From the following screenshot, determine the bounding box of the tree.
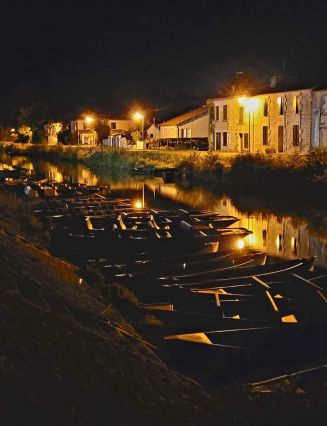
[95,121,110,144]
[0,126,13,142]
[57,128,78,145]
[31,128,46,144]
[17,125,32,143]
[131,130,141,143]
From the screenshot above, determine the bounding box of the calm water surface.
[6,155,327,268]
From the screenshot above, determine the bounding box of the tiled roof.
[209,84,327,102]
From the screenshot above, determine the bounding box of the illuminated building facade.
[208,87,327,153]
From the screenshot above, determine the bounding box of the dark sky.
[1,0,327,124]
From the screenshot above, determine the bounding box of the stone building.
[207,86,327,154]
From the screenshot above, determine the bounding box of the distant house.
[70,118,97,145]
[107,118,131,133]
[159,106,208,139]
[146,122,160,140]
[70,116,132,146]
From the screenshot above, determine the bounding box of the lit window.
[294,96,300,114]
[263,99,269,117]
[277,97,284,115]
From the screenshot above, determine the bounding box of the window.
[277,97,284,115]
[263,99,269,117]
[293,125,300,146]
[111,122,117,130]
[262,126,268,146]
[294,96,300,114]
[239,106,244,124]
[215,106,220,120]
[243,133,249,149]
[223,132,228,146]
[215,132,221,150]
[223,105,228,121]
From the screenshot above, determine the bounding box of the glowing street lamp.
[83,115,96,145]
[84,115,94,124]
[133,112,144,141]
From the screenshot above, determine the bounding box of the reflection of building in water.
[45,164,98,186]
[310,236,327,267]
[150,183,327,268]
[212,197,311,260]
[10,157,34,171]
[79,167,98,186]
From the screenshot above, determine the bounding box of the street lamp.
[133,112,144,141]
[85,115,94,124]
[84,115,96,145]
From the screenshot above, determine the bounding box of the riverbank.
[1,142,327,201]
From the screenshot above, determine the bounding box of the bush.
[307,147,327,179]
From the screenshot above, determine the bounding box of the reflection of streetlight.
[134,200,143,209]
[133,112,144,141]
[236,239,245,250]
[134,182,145,209]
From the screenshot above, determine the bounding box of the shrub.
[307,147,327,179]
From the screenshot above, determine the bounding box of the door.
[278,126,284,153]
[215,132,221,150]
[242,133,249,150]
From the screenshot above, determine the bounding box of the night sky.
[1,0,327,125]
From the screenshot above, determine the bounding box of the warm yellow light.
[276,235,281,250]
[10,128,16,132]
[247,98,259,112]
[248,234,256,245]
[134,200,143,209]
[236,239,245,249]
[133,112,144,120]
[85,116,94,124]
[238,97,246,105]
[277,97,282,106]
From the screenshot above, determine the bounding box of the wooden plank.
[292,273,324,291]
[265,291,279,312]
[253,275,271,289]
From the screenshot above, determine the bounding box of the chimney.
[270,74,283,88]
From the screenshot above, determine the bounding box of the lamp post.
[84,115,95,145]
[238,95,259,153]
[133,112,144,142]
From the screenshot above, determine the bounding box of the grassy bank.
[1,143,327,195]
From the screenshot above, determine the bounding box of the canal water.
[4,154,327,268]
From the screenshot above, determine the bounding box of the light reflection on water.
[6,155,327,268]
